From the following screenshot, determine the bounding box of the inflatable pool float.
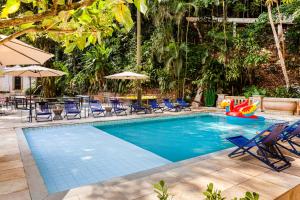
[220,99,265,122]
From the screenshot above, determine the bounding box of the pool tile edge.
[16,128,49,200]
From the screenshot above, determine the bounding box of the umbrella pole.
[29,77,32,123]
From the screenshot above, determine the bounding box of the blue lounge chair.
[277,120,300,156]
[64,101,81,120]
[110,99,127,116]
[89,100,105,117]
[226,123,291,171]
[163,99,181,112]
[176,98,191,111]
[131,102,147,114]
[149,99,164,113]
[35,102,52,122]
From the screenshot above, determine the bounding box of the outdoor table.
[144,104,152,114]
[53,108,63,120]
[76,95,90,107]
[105,106,112,116]
[14,96,27,109]
[173,103,182,112]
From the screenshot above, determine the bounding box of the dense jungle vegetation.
[1,0,300,102]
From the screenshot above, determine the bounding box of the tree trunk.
[136,10,142,104]
[267,5,290,90]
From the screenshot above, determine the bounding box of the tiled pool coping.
[15,111,300,200]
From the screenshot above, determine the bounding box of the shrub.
[154,181,259,200]
[267,86,300,98]
[243,86,266,98]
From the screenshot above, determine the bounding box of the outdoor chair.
[149,99,164,113]
[163,99,181,112]
[277,120,300,156]
[64,100,81,120]
[176,98,191,111]
[110,99,127,116]
[130,102,147,114]
[35,102,52,122]
[89,100,105,117]
[226,122,291,171]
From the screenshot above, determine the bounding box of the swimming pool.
[95,114,273,162]
[23,113,273,193]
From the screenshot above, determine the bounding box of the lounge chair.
[64,100,81,120]
[163,99,181,112]
[176,98,191,111]
[89,100,105,117]
[226,123,291,171]
[35,102,52,122]
[277,120,300,156]
[110,99,127,116]
[131,102,147,114]
[149,99,164,113]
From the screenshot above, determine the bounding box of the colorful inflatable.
[220,99,264,121]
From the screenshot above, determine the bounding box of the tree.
[265,0,290,89]
[0,0,147,53]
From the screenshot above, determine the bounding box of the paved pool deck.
[0,108,299,200]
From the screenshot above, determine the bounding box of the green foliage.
[267,87,300,98]
[154,180,171,200]
[153,182,260,200]
[236,191,260,200]
[243,86,267,98]
[203,183,260,200]
[204,88,216,107]
[203,183,225,200]
[0,0,149,53]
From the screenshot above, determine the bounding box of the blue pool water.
[95,114,273,162]
[24,113,274,193]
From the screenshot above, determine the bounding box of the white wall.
[0,75,36,95]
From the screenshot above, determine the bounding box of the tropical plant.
[0,0,148,53]
[154,180,171,200]
[243,86,267,98]
[203,183,225,200]
[154,181,260,200]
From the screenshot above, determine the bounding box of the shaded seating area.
[35,102,52,122]
[226,123,291,171]
[64,100,81,120]
[89,100,105,117]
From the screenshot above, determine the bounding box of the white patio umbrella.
[105,71,149,103]
[0,35,54,66]
[4,65,66,122]
[105,71,149,80]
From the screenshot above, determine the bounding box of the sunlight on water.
[95,114,274,162]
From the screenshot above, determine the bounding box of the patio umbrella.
[105,71,149,103]
[0,35,54,66]
[105,71,149,80]
[4,65,66,122]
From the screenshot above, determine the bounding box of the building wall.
[0,75,36,95]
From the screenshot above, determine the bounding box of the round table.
[105,107,112,116]
[53,109,63,120]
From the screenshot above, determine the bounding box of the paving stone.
[0,178,28,195]
[238,177,287,199]
[0,189,31,200]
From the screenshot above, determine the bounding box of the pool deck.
[0,108,299,200]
